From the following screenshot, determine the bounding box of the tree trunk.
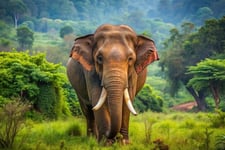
[186,87,207,111]
[14,13,18,29]
[210,84,220,108]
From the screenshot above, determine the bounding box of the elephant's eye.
[128,57,133,62]
[128,56,134,65]
[97,55,103,64]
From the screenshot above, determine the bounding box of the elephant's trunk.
[92,68,137,139]
[100,68,125,139]
[105,81,124,139]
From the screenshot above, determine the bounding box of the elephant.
[66,24,159,144]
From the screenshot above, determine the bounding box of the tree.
[59,25,74,38]
[160,22,208,110]
[134,84,163,112]
[161,17,225,111]
[0,21,12,49]
[192,7,213,25]
[187,59,225,108]
[16,26,34,50]
[8,0,27,28]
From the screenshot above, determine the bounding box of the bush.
[0,38,10,47]
[66,123,82,136]
[209,109,225,128]
[215,134,225,150]
[0,96,10,107]
[134,84,163,113]
[0,51,71,119]
[0,100,30,148]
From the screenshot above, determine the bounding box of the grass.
[8,112,225,150]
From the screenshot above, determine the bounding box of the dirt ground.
[171,101,197,111]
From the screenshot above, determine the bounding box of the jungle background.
[0,0,225,149]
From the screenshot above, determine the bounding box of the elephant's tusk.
[92,87,107,111]
[124,88,137,115]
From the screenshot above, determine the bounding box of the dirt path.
[171,101,197,111]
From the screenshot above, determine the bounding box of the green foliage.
[208,109,225,128]
[0,51,74,119]
[161,17,225,110]
[203,128,214,150]
[63,84,82,116]
[215,134,225,150]
[16,26,34,49]
[187,59,225,108]
[156,0,225,25]
[134,84,163,113]
[0,96,10,107]
[12,112,224,150]
[0,21,15,49]
[36,84,60,119]
[65,123,82,136]
[0,100,30,149]
[59,25,74,38]
[0,0,27,28]
[1,0,224,28]
[187,58,225,91]
[0,21,11,38]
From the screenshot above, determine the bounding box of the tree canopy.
[160,16,225,110]
[60,25,74,38]
[16,26,34,49]
[187,59,225,108]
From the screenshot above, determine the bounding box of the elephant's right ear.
[70,34,94,71]
[135,35,159,74]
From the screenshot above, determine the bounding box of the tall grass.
[11,112,225,150]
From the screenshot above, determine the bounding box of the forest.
[0,0,225,149]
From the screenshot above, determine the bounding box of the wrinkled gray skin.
[67,24,159,144]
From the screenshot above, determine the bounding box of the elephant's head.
[70,24,159,138]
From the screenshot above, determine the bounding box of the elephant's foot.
[116,132,130,145]
[103,134,130,146]
[105,138,130,146]
[105,139,116,146]
[121,139,130,145]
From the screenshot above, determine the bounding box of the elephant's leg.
[120,75,137,144]
[94,105,110,142]
[77,93,96,136]
[86,105,97,136]
[120,101,131,144]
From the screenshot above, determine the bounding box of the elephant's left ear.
[135,35,159,74]
[70,34,94,71]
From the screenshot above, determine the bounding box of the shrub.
[180,119,196,129]
[0,100,30,148]
[215,134,225,150]
[0,38,11,47]
[209,109,225,128]
[0,51,71,119]
[0,96,10,107]
[66,123,82,136]
[134,84,163,113]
